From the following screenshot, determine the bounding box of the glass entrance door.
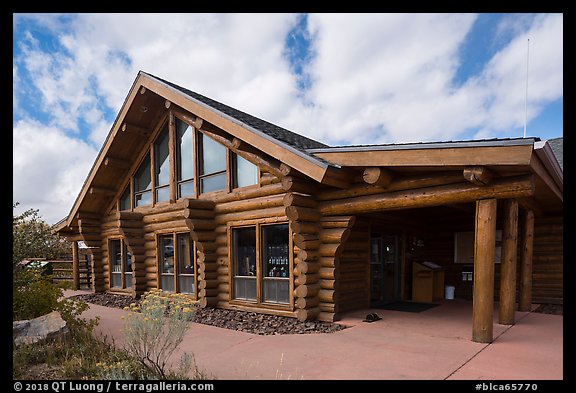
[370,234,400,305]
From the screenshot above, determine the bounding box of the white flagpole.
[524,38,530,138]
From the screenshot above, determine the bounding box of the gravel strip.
[71,292,346,335]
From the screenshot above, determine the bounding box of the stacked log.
[316,216,355,321]
[117,211,145,297]
[283,191,321,322]
[77,215,103,292]
[184,199,217,308]
[337,221,371,313]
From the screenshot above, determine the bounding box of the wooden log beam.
[292,221,321,234]
[282,176,318,195]
[320,216,356,228]
[283,193,318,208]
[519,210,535,312]
[174,110,204,130]
[296,307,320,322]
[319,175,534,216]
[214,194,284,214]
[104,156,130,170]
[499,199,519,325]
[293,233,320,250]
[231,138,285,179]
[363,167,393,187]
[285,206,321,222]
[321,167,353,189]
[320,228,351,244]
[318,171,464,201]
[472,199,497,343]
[296,296,320,309]
[463,166,494,186]
[122,122,149,135]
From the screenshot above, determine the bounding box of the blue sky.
[12,13,563,224]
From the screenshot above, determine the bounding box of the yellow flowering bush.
[122,289,196,379]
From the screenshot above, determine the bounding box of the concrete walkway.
[68,291,563,380]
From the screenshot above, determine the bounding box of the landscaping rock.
[71,292,346,335]
[13,311,69,347]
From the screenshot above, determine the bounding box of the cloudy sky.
[13,13,563,225]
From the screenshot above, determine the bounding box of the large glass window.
[120,186,131,211]
[176,119,195,198]
[159,235,175,292]
[158,233,196,295]
[261,224,290,304]
[232,227,257,301]
[233,154,258,189]
[134,155,152,207]
[154,124,170,203]
[232,223,290,305]
[199,133,227,193]
[109,239,133,289]
[177,234,195,294]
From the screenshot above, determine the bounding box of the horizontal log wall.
[532,215,562,304]
[337,220,370,313]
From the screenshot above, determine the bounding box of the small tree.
[13,202,70,269]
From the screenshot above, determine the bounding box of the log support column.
[472,199,497,343]
[499,199,518,325]
[519,210,535,312]
[72,241,80,290]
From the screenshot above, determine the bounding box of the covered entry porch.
[336,201,539,343]
[336,202,537,343]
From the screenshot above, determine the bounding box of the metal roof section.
[307,137,539,153]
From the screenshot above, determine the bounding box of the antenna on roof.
[523,38,530,138]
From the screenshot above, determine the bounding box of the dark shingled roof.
[144,72,328,152]
[547,137,563,170]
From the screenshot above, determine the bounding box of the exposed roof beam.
[122,122,149,136]
[363,167,394,187]
[463,166,493,186]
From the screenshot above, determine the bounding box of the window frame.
[118,109,264,211]
[228,222,293,310]
[153,121,171,204]
[156,231,197,299]
[175,117,196,199]
[108,237,134,291]
[197,131,228,195]
[133,153,152,208]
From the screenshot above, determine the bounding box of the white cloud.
[12,13,563,224]
[13,119,98,225]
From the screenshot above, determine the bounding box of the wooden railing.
[48,258,92,289]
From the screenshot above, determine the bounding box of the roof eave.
[534,140,563,191]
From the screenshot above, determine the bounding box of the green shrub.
[122,289,196,379]
[13,268,62,321]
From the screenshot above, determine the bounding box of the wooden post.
[472,199,497,343]
[72,241,80,290]
[519,210,535,311]
[499,199,518,325]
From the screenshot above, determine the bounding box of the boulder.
[13,311,69,347]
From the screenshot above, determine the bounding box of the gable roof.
[147,73,327,152]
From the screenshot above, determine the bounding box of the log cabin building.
[55,72,563,343]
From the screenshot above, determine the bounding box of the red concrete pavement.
[67,291,563,380]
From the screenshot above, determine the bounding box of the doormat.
[374,301,439,313]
